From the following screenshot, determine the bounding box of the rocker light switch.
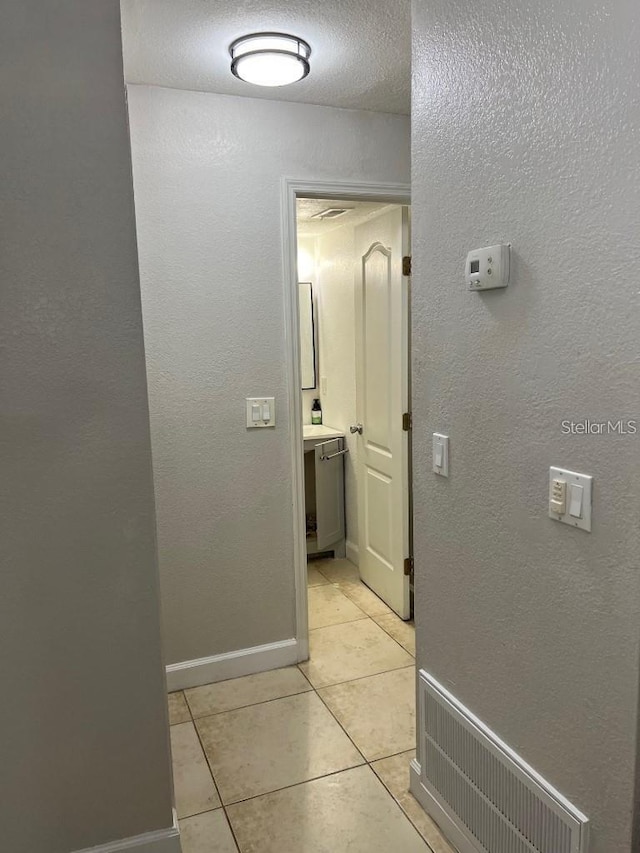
[433,433,449,477]
[569,484,584,518]
[246,397,276,428]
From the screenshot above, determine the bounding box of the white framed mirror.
[298,282,317,390]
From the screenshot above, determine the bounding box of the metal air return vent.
[412,670,589,853]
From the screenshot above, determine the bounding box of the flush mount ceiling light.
[229,32,311,87]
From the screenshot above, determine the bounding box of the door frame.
[280,178,411,662]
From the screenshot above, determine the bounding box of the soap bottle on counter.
[311,398,322,425]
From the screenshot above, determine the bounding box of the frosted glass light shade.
[230,33,311,87]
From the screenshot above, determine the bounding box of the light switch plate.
[246,397,275,428]
[549,466,592,532]
[433,433,449,477]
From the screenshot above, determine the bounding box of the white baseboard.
[346,540,359,566]
[166,638,298,692]
[409,760,468,853]
[73,810,181,853]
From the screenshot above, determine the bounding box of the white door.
[354,207,410,619]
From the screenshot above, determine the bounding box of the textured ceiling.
[296,199,394,236]
[121,0,410,115]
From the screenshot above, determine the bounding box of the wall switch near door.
[246,397,275,428]
[549,466,592,532]
[433,433,449,477]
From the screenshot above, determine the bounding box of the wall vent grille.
[417,670,589,853]
[310,207,350,220]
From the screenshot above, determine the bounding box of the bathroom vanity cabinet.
[303,425,346,558]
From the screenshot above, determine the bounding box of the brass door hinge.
[402,255,412,277]
[404,556,414,576]
[402,412,412,431]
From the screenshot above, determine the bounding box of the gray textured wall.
[0,3,174,851]
[411,1,640,851]
[126,84,410,665]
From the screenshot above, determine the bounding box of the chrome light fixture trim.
[229,32,311,87]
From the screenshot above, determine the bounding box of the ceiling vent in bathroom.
[310,208,351,220]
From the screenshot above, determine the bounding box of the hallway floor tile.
[300,617,413,688]
[373,611,417,656]
[307,582,367,629]
[195,691,364,804]
[226,765,430,853]
[167,557,455,853]
[168,690,191,725]
[318,665,416,761]
[311,556,359,583]
[179,809,237,853]
[185,666,311,718]
[307,564,330,586]
[371,751,456,853]
[170,721,221,818]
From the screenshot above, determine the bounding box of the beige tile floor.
[166,557,456,853]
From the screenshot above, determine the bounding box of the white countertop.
[303,424,345,442]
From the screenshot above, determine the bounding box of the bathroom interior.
[296,197,412,619]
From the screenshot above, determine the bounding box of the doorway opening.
[281,179,412,663]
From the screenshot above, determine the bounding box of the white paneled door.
[354,207,410,619]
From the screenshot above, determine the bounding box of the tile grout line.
[313,562,395,613]
[190,713,223,802]
[309,679,370,763]
[299,659,415,692]
[307,592,405,629]
[183,686,314,722]
[170,695,244,851]
[307,581,369,620]
[221,763,368,809]
[309,612,370,630]
[310,669,409,771]
[369,617,416,658]
[190,712,244,852]
[372,772,438,853]
[306,614,406,636]
[370,763,438,853]
[221,802,243,853]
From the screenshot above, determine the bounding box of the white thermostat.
[466,243,510,291]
